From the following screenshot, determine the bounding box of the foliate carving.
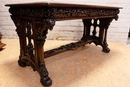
[35,19,55,46]
[52,8,119,19]
[45,19,56,30]
[9,7,119,19]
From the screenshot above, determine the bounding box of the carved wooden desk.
[5,2,121,87]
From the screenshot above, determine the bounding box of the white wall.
[0,0,130,43]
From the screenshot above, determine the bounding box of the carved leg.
[81,19,91,41]
[18,57,27,67]
[33,19,55,86]
[11,17,28,67]
[34,33,52,86]
[101,40,110,53]
[40,63,52,86]
[99,18,113,53]
[11,16,55,87]
[81,19,99,45]
[82,18,114,53]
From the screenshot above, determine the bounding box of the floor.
[0,39,130,87]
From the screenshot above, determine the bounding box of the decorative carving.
[6,2,121,87]
[36,19,55,46]
[26,43,34,59]
[100,18,113,53]
[44,41,82,58]
[25,21,35,59]
[92,19,99,37]
[9,7,119,19]
[52,8,119,19]
[40,63,52,86]
[81,18,114,53]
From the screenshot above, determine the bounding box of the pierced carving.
[25,21,35,59]
[82,18,114,53]
[26,43,34,59]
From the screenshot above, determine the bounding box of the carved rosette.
[9,7,120,19]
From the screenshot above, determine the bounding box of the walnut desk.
[5,2,121,87]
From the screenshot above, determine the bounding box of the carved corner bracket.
[35,19,55,46]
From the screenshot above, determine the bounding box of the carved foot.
[101,42,110,53]
[40,77,52,87]
[102,46,110,53]
[18,59,27,67]
[40,63,52,87]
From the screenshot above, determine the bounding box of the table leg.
[99,18,113,53]
[33,19,55,86]
[11,16,55,87]
[82,18,113,53]
[11,17,27,67]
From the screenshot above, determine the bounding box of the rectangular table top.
[5,2,122,21]
[5,2,122,9]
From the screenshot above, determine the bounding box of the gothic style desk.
[5,2,121,87]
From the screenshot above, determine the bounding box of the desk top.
[5,2,122,9]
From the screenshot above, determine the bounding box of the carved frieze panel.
[9,7,119,19]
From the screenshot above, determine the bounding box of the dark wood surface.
[5,2,121,87]
[6,2,121,21]
[5,2,122,9]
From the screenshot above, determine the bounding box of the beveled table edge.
[5,1,122,9]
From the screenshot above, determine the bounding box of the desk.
[5,2,121,87]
